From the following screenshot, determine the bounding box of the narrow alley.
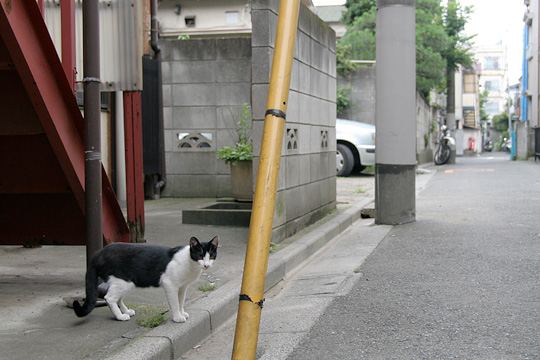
[290,153,540,359]
[184,153,540,359]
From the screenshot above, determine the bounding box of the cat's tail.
[73,263,98,317]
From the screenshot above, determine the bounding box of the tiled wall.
[251,1,337,242]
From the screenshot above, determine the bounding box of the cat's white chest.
[160,248,201,287]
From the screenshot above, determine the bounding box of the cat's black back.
[92,243,183,288]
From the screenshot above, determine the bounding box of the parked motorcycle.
[483,139,493,152]
[502,137,511,153]
[434,125,455,165]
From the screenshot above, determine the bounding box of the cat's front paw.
[116,314,131,321]
[181,311,189,319]
[125,309,136,316]
[172,314,187,323]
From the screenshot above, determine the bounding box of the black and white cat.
[74,236,218,322]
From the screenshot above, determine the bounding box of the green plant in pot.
[217,104,253,202]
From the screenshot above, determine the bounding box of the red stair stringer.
[0,1,129,244]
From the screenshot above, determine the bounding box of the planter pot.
[230,160,253,202]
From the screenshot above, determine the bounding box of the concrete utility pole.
[445,0,457,164]
[375,0,416,225]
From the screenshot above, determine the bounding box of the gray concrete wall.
[251,1,337,242]
[416,93,435,164]
[339,65,437,164]
[160,38,252,197]
[337,64,376,124]
[516,121,535,159]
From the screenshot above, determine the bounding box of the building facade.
[476,44,508,121]
[158,0,315,37]
[454,66,482,155]
[158,0,251,37]
[520,0,538,159]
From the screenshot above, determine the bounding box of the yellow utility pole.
[231,1,300,359]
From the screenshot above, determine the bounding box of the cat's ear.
[209,235,219,247]
[189,237,201,248]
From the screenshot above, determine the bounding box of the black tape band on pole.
[239,294,265,309]
[265,109,286,120]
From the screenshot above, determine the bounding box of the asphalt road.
[288,154,540,359]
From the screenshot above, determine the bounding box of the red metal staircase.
[0,0,129,245]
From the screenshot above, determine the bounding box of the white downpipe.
[115,91,127,208]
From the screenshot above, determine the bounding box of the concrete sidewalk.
[0,171,432,360]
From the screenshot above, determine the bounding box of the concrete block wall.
[159,38,252,197]
[252,1,337,242]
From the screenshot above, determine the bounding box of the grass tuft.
[137,313,166,328]
[354,186,366,194]
[269,242,280,254]
[198,282,216,293]
[363,165,375,174]
[127,304,168,328]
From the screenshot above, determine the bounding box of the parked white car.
[336,119,376,176]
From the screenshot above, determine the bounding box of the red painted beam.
[124,91,145,242]
[0,0,84,206]
[61,0,76,92]
[0,1,129,244]
[38,0,44,15]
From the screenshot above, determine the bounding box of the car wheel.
[336,143,354,177]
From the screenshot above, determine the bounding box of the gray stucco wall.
[159,38,252,197]
[251,1,337,242]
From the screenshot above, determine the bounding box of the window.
[484,80,500,92]
[528,25,532,50]
[463,74,476,93]
[483,56,500,71]
[485,101,500,115]
[225,11,240,25]
[463,107,476,128]
[185,16,196,27]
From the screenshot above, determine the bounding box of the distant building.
[158,0,251,37]
[476,43,508,121]
[454,65,482,155]
[314,5,346,38]
[519,0,538,159]
[158,0,315,37]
